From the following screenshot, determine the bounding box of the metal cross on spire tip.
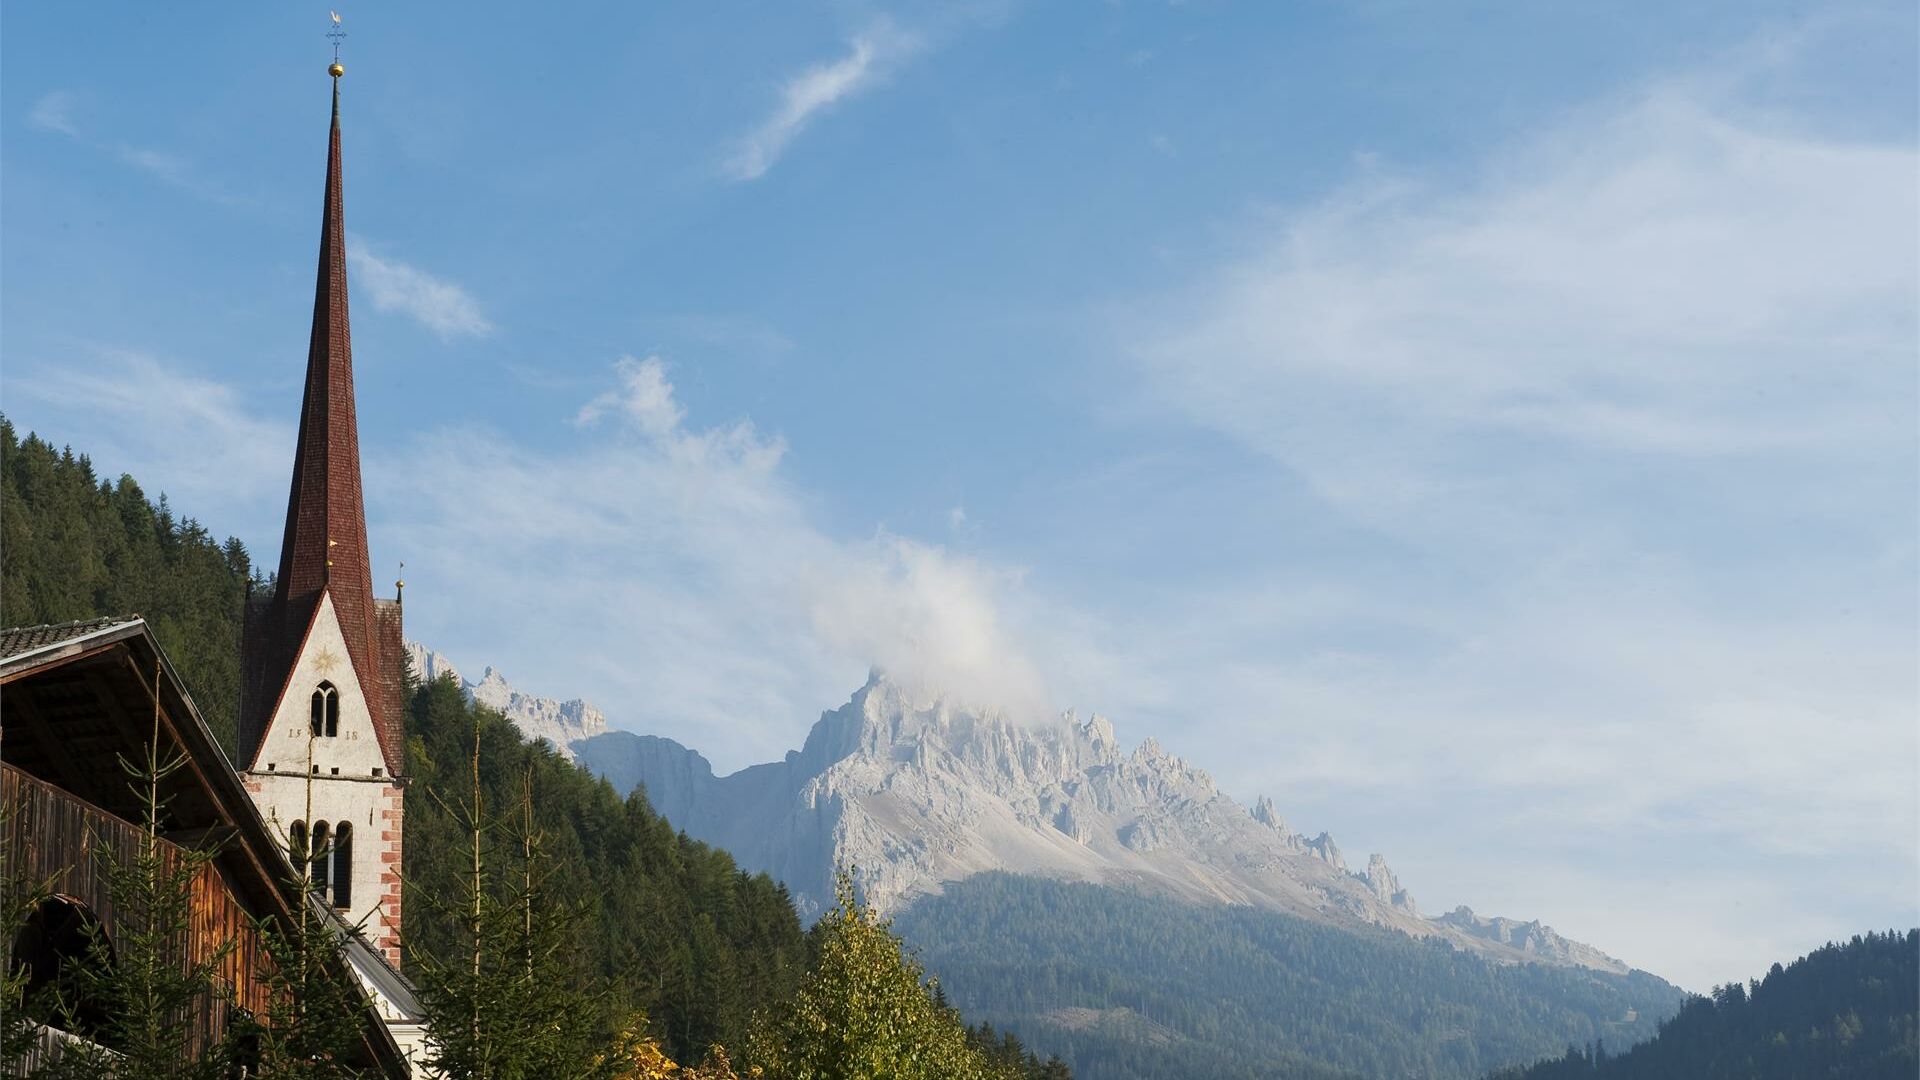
[328,11,346,64]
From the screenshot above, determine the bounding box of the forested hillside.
[0,420,252,750]
[402,671,810,1058]
[1488,930,1918,1080]
[895,872,1685,1080]
[0,420,1075,1072]
[0,420,805,1061]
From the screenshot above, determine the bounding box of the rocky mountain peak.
[403,642,608,759]
[1305,831,1347,873]
[1363,853,1418,915]
[1433,906,1625,973]
[421,646,1636,977]
[1252,794,1286,831]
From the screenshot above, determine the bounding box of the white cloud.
[347,240,494,340]
[4,349,291,523]
[1131,83,1917,521]
[1091,56,1919,990]
[28,91,79,137]
[723,21,922,181]
[575,355,686,435]
[379,356,1048,769]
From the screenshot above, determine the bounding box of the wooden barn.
[1,615,412,1074]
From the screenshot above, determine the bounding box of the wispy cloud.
[347,239,495,340]
[5,349,291,522]
[1130,83,1916,524]
[381,356,1049,769]
[574,355,686,434]
[723,20,923,181]
[24,88,239,203]
[27,91,79,137]
[1095,48,1919,990]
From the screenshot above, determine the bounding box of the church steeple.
[276,72,372,635]
[240,70,405,781]
[238,63,411,967]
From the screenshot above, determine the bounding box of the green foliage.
[403,673,811,1064]
[746,871,1011,1080]
[0,418,254,753]
[411,722,613,1080]
[1487,929,1919,1080]
[894,872,1687,1080]
[967,1021,1072,1080]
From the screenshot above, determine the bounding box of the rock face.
[417,653,1631,976]
[1363,853,1418,915]
[1433,906,1626,972]
[403,643,607,758]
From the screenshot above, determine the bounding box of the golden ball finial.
[329,62,345,78]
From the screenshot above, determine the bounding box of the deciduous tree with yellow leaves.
[746,872,1018,1080]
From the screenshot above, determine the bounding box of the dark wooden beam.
[5,685,107,809]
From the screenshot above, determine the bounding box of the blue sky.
[4,2,1914,991]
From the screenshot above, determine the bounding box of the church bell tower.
[238,63,409,966]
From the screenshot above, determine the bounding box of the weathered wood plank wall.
[2,763,278,1057]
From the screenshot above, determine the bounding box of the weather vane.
[328,11,346,77]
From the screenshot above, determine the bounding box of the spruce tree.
[413,712,613,1079]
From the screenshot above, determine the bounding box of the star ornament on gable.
[312,646,342,675]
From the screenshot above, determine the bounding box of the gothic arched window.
[289,819,309,879]
[310,822,331,895]
[331,821,353,909]
[310,681,340,738]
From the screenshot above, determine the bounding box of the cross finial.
[328,11,347,77]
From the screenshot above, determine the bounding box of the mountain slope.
[1488,929,1919,1080]
[894,873,1685,1080]
[572,669,1630,974]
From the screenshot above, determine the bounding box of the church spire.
[274,63,376,660]
[237,51,412,970]
[241,67,403,778]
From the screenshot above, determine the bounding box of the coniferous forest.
[1488,930,1918,1080]
[0,420,252,751]
[895,872,1686,1080]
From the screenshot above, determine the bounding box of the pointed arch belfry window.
[311,822,331,895]
[310,681,339,737]
[332,821,353,909]
[290,820,309,879]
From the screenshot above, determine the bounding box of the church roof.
[241,75,404,775]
